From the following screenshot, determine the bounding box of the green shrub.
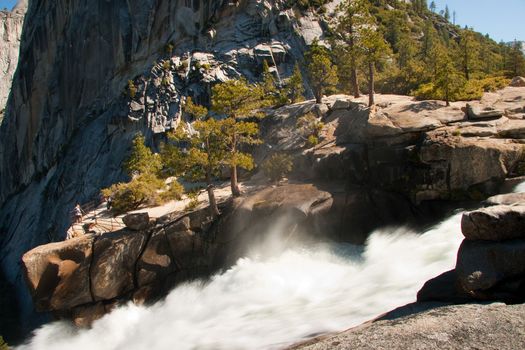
[307,135,319,146]
[412,82,436,100]
[1,335,9,350]
[102,174,165,214]
[413,76,510,102]
[124,134,162,177]
[162,60,171,71]
[159,180,184,203]
[127,80,138,98]
[165,42,174,55]
[161,77,171,86]
[296,113,324,146]
[185,189,201,211]
[262,153,294,182]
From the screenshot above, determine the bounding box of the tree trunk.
[230,165,241,197]
[351,64,360,98]
[445,84,450,107]
[315,90,322,104]
[230,134,241,197]
[464,48,470,80]
[206,173,220,217]
[349,29,360,98]
[368,61,375,107]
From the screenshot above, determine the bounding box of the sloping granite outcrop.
[259,89,525,204]
[291,303,525,350]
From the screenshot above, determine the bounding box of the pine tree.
[444,6,450,21]
[261,60,278,102]
[429,1,436,13]
[220,118,262,196]
[432,45,465,106]
[211,79,265,196]
[184,96,208,120]
[507,40,525,77]
[421,21,438,61]
[458,30,480,80]
[262,153,294,182]
[361,26,392,106]
[334,0,373,97]
[185,118,226,216]
[397,34,419,69]
[103,133,182,214]
[306,51,338,103]
[286,63,305,103]
[124,134,162,177]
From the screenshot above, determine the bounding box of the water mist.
[18,208,466,350]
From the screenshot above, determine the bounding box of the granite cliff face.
[0,0,323,332]
[0,1,26,119]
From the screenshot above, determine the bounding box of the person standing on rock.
[73,203,83,223]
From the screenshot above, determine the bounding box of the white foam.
[19,211,464,350]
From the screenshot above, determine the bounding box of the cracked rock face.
[0,5,26,117]
[0,0,322,329]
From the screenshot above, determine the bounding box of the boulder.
[484,192,525,206]
[220,184,334,249]
[419,130,523,194]
[91,230,148,301]
[71,302,107,327]
[461,205,525,241]
[165,227,206,270]
[496,119,525,138]
[456,239,525,296]
[312,103,329,118]
[331,98,351,110]
[122,212,150,231]
[186,208,215,232]
[22,235,94,311]
[136,229,177,287]
[510,76,525,87]
[416,270,471,303]
[467,103,504,120]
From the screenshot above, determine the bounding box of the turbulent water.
[18,210,466,350]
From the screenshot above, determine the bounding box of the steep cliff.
[0,0,322,333]
[0,2,26,119]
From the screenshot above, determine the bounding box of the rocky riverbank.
[292,190,525,349]
[18,82,525,329]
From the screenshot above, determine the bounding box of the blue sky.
[436,0,525,42]
[0,0,16,11]
[1,0,524,42]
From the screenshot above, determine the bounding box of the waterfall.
[18,211,466,350]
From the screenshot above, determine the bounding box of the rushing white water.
[18,210,465,350]
[514,181,525,193]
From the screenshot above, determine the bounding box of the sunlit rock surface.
[292,303,525,350]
